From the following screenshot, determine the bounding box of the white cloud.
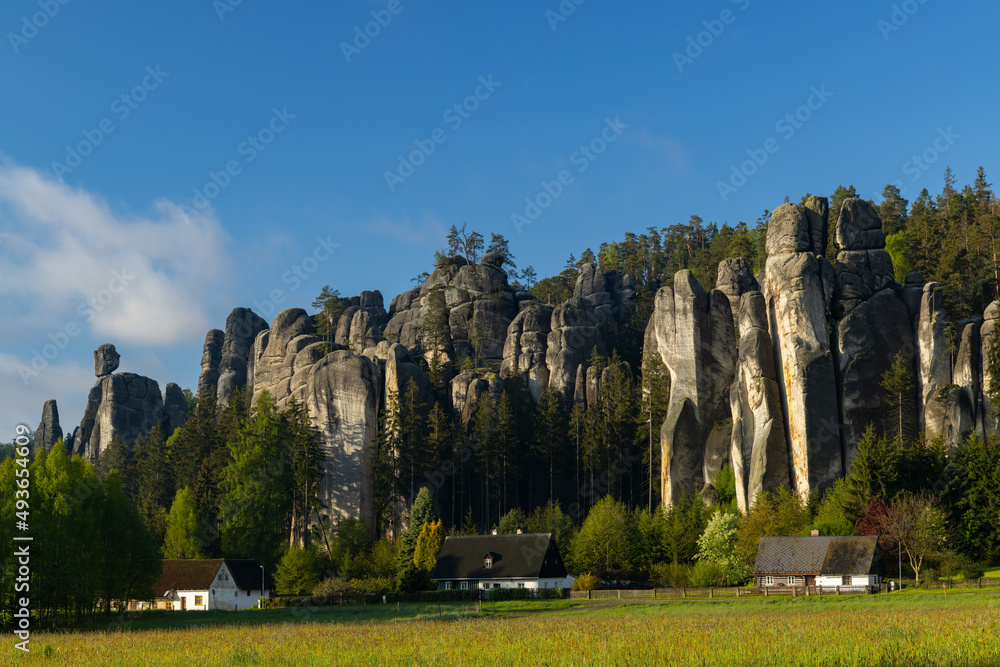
[0,160,231,345]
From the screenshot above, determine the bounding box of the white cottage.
[753,535,885,592]
[153,559,271,610]
[431,533,575,592]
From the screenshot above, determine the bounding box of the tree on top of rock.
[446,223,484,263]
[487,232,516,272]
[311,285,344,347]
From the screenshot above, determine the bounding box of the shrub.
[689,560,725,587]
[487,587,535,602]
[572,573,601,591]
[538,587,566,599]
[421,589,479,603]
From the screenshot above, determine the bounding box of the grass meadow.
[6,593,1000,666]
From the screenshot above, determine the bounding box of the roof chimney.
[811,530,820,537]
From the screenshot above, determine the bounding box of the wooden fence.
[567,577,1000,600]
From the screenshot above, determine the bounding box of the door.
[181,596,186,610]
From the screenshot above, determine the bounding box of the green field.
[8,594,1000,666]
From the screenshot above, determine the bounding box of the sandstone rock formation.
[832,198,915,465]
[761,201,840,500]
[500,304,552,401]
[729,291,789,513]
[916,283,952,434]
[217,308,269,405]
[198,329,225,397]
[981,301,1000,433]
[35,399,63,452]
[73,347,183,460]
[716,258,759,332]
[645,270,736,505]
[95,343,120,377]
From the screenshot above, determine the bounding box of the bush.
[421,589,479,602]
[571,572,601,591]
[313,576,396,597]
[487,587,535,602]
[689,560,725,587]
[538,587,566,599]
[648,562,691,588]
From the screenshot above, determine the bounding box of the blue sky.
[1,0,997,439]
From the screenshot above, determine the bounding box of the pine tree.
[399,487,439,569]
[881,351,916,444]
[532,387,567,504]
[133,424,172,543]
[311,285,344,347]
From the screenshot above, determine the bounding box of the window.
[787,576,795,586]
[765,576,774,586]
[460,581,469,590]
[445,581,453,590]
[484,557,493,568]
[194,595,203,606]
[517,583,524,589]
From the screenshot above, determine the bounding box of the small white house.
[431,533,575,592]
[753,535,885,591]
[153,559,271,611]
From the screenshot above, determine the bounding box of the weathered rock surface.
[646,270,736,504]
[716,258,759,332]
[198,330,225,397]
[916,283,952,432]
[304,351,381,523]
[831,198,915,464]
[163,383,188,435]
[729,292,789,513]
[501,304,552,401]
[953,322,982,435]
[925,384,975,450]
[981,301,1000,433]
[546,297,607,399]
[216,308,268,405]
[763,202,841,499]
[95,343,120,377]
[834,289,915,463]
[76,372,168,460]
[35,399,63,452]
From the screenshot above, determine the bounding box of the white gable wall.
[164,562,270,610]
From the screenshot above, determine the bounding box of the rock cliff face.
[249,308,387,525]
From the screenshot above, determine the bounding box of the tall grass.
[12,594,1000,666]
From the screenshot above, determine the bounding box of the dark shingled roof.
[431,533,567,581]
[753,536,884,576]
[154,559,271,596]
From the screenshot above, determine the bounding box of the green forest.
[3,168,1000,623]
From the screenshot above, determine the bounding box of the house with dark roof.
[430,533,575,592]
[753,535,885,591]
[146,559,272,611]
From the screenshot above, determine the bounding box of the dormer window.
[484,556,492,569]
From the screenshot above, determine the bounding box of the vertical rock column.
[762,201,840,499]
[729,291,789,513]
[832,198,915,466]
[647,270,736,506]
